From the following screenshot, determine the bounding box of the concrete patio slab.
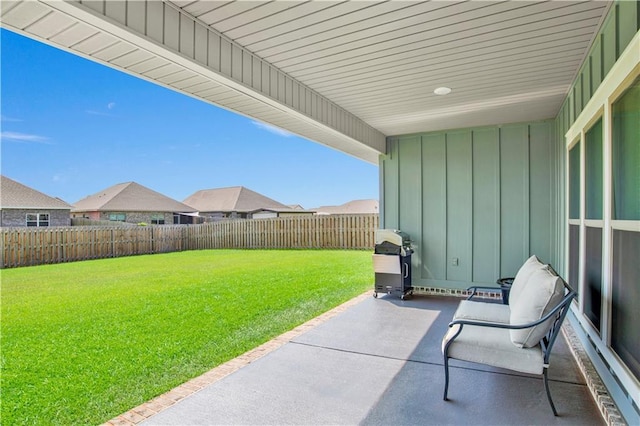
[141,294,605,425]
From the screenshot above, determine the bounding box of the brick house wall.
[98,211,174,224]
[71,211,101,220]
[0,209,71,227]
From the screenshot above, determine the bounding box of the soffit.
[1,1,610,162]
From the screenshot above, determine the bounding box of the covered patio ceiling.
[1,1,610,164]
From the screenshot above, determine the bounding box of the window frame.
[150,214,165,225]
[26,212,50,227]
[108,213,126,222]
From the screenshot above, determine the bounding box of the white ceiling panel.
[198,1,297,32]
[23,9,76,39]
[143,63,184,80]
[244,1,411,54]
[110,49,155,68]
[71,31,119,55]
[92,41,137,62]
[176,1,228,19]
[157,69,198,85]
[49,22,99,48]
[0,1,49,29]
[220,2,343,42]
[172,74,210,90]
[127,56,171,74]
[299,27,595,84]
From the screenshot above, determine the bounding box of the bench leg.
[543,367,558,416]
[443,356,450,401]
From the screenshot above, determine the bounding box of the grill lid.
[375,229,411,247]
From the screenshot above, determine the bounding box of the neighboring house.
[72,182,198,225]
[312,199,379,215]
[0,175,72,227]
[184,186,313,221]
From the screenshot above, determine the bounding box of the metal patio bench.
[442,256,576,416]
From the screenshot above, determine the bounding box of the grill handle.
[403,262,409,278]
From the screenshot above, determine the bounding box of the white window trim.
[26,212,50,227]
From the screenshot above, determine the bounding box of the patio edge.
[102,291,371,426]
[561,321,626,426]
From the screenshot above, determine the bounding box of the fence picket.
[1,214,379,268]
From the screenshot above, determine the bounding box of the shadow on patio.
[137,294,603,425]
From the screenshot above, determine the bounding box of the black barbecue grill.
[372,229,413,299]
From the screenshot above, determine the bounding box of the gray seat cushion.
[442,324,544,375]
[453,300,510,323]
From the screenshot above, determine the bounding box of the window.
[26,213,49,227]
[568,143,581,220]
[150,214,165,225]
[584,118,604,332]
[109,213,126,222]
[584,226,602,332]
[612,77,640,221]
[585,119,603,220]
[568,142,581,295]
[610,76,640,381]
[611,230,640,380]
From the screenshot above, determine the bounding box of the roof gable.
[72,182,196,212]
[183,186,291,213]
[0,175,71,210]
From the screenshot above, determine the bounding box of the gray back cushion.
[508,255,545,306]
[509,267,564,348]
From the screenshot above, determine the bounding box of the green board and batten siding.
[382,121,558,290]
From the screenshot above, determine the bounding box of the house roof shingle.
[313,199,379,215]
[183,186,291,213]
[0,175,72,210]
[72,182,196,213]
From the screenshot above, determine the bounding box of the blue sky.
[0,29,378,209]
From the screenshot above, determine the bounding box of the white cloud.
[86,110,114,117]
[86,102,117,116]
[0,131,52,144]
[0,115,22,122]
[252,121,294,137]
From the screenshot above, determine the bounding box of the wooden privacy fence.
[1,214,379,268]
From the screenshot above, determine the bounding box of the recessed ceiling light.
[434,87,452,95]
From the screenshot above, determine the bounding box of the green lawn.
[1,249,373,425]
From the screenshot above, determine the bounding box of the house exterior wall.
[97,211,173,224]
[251,211,278,219]
[381,120,559,290]
[0,209,71,227]
[278,212,315,218]
[199,212,226,222]
[71,211,100,220]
